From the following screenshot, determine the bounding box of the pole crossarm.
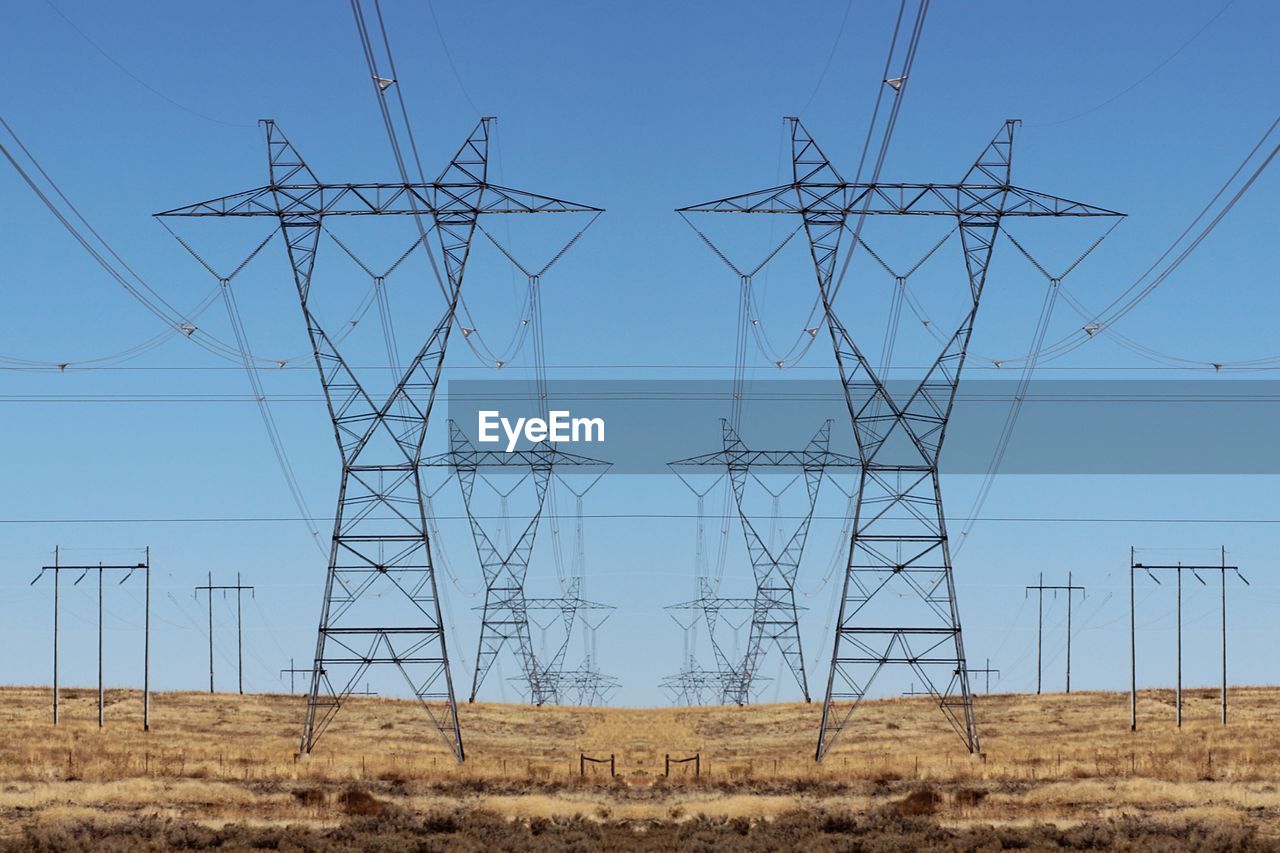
[157,183,602,218]
[679,116,1123,761]
[157,116,601,761]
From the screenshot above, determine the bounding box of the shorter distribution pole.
[194,573,255,694]
[144,548,151,731]
[281,657,311,694]
[1130,548,1245,730]
[53,546,59,724]
[1177,563,1183,727]
[32,548,149,729]
[98,563,104,729]
[1130,546,1136,732]
[1025,574,1086,693]
[1221,546,1227,724]
[968,658,1000,694]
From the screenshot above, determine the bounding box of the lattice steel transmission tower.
[664,577,756,705]
[679,118,1122,758]
[159,118,602,759]
[670,421,854,704]
[511,578,617,704]
[422,421,608,705]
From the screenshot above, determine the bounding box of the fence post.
[665,754,670,777]
[610,754,615,777]
[696,753,701,777]
[579,753,584,777]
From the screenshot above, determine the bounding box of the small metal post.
[665,754,670,777]
[610,754,615,777]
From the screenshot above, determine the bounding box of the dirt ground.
[1,684,1278,850]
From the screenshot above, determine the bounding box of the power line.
[40,0,252,128]
[5,513,1280,525]
[1029,0,1237,128]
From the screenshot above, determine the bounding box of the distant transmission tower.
[679,118,1123,758]
[521,578,616,703]
[159,118,602,759]
[671,420,855,704]
[664,578,757,704]
[422,421,608,705]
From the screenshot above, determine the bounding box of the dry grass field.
[1,684,1278,849]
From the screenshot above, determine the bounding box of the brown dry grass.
[0,685,1278,849]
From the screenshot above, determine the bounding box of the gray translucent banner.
[444,379,1280,474]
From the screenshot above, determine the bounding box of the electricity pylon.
[679,118,1123,758]
[422,421,608,705]
[521,578,616,703]
[671,421,855,704]
[664,577,757,703]
[158,118,602,759]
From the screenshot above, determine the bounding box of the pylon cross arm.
[157,182,603,218]
[676,182,1122,218]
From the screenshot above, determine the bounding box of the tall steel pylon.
[679,118,1123,758]
[158,118,602,759]
[671,421,856,704]
[422,421,608,705]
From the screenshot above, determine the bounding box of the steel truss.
[679,117,1122,758]
[670,421,856,704]
[664,577,755,705]
[159,118,602,759]
[507,578,619,705]
[422,422,608,705]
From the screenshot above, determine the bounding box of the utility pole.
[1025,574,1086,694]
[1130,548,1246,730]
[968,658,1000,694]
[31,549,150,729]
[281,658,312,695]
[194,573,255,694]
[97,563,103,728]
[144,547,150,731]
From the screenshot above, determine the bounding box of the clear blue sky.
[2,0,1279,711]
